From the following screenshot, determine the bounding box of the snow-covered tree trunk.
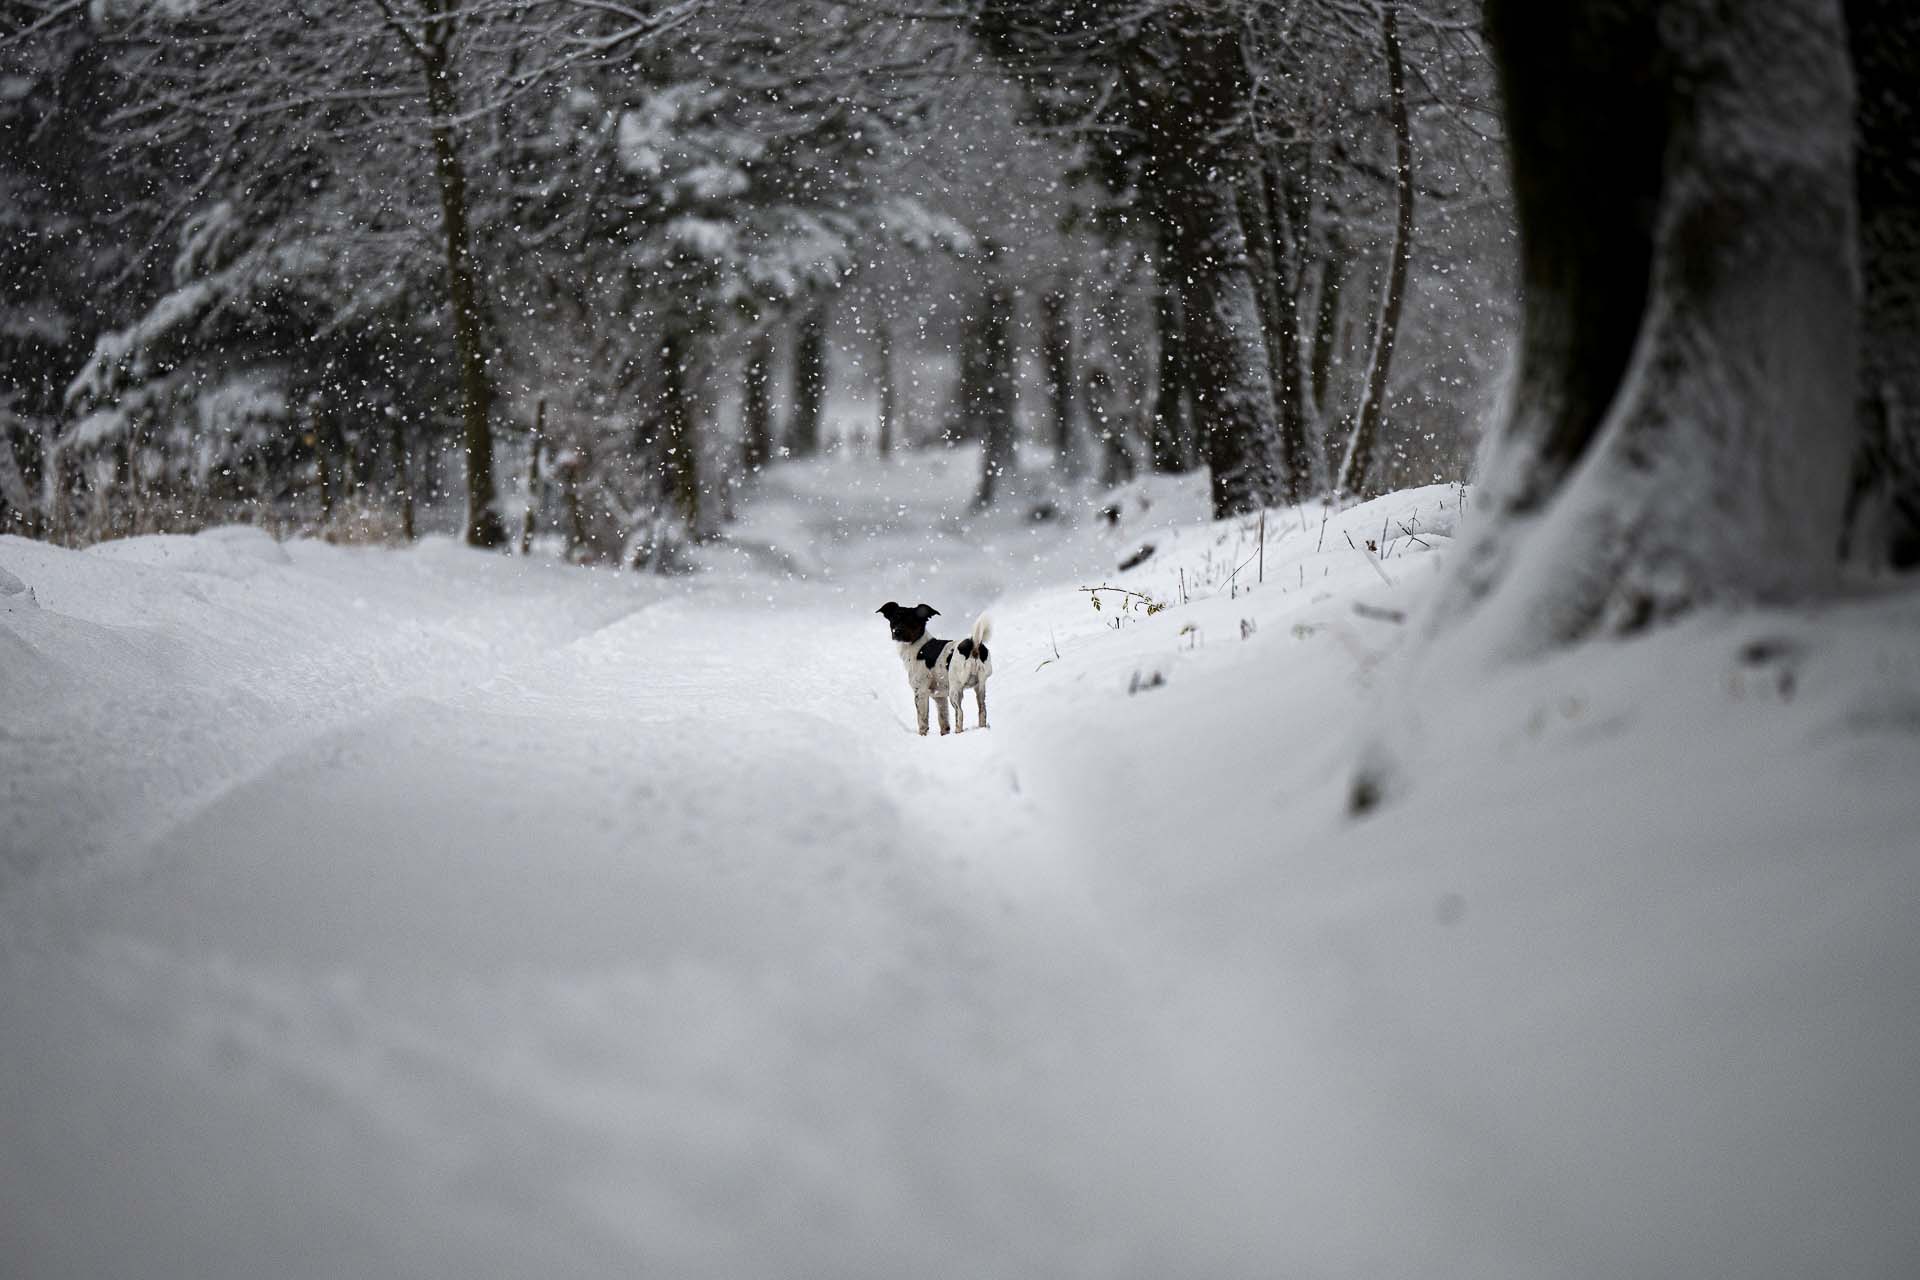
[1421,0,1859,662]
[1843,0,1920,568]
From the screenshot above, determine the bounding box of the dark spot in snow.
[1118,543,1155,571]
[1739,636,1799,666]
[1348,769,1385,817]
[1126,669,1166,695]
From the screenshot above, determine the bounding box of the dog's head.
[877,601,938,643]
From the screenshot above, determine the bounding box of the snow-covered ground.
[3,448,1917,1279]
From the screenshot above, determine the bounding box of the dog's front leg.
[936,690,951,736]
[975,683,988,729]
[915,687,931,736]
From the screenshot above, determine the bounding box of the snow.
[3,454,1918,1278]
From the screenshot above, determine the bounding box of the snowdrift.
[2,453,1917,1279]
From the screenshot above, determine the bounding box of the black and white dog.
[876,602,993,736]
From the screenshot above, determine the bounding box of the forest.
[2,0,1511,562]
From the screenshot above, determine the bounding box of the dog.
[876,602,993,736]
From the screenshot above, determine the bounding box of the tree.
[1843,0,1920,568]
[1039,282,1082,476]
[741,327,777,474]
[972,0,1283,517]
[70,0,577,547]
[0,2,165,536]
[1333,3,1416,499]
[788,301,829,457]
[970,247,1018,508]
[1418,0,1861,666]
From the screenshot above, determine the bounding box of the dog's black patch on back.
[917,638,947,668]
[956,638,973,659]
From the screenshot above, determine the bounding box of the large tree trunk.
[1168,174,1283,516]
[419,29,505,550]
[1147,16,1282,517]
[788,301,828,456]
[1843,0,1920,568]
[1425,0,1858,662]
[1335,4,1416,500]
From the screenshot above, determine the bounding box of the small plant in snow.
[1081,585,1168,619]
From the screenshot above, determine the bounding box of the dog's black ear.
[877,601,899,616]
[917,603,939,618]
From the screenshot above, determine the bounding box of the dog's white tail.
[971,616,992,650]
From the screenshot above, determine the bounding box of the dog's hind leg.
[936,692,951,736]
[915,688,931,736]
[976,683,988,729]
[952,691,966,733]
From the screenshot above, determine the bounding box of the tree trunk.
[973,260,1018,508]
[788,301,828,456]
[419,30,505,550]
[1039,284,1081,476]
[657,314,699,534]
[520,398,544,556]
[1253,158,1312,503]
[1147,249,1190,472]
[1843,0,1920,568]
[388,413,415,543]
[0,431,31,536]
[741,326,774,474]
[1166,172,1283,516]
[876,315,898,459]
[1426,0,1858,660]
[1088,366,1131,490]
[1336,5,1417,499]
[1308,225,1346,428]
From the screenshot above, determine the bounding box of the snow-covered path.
[5,454,1920,1279]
